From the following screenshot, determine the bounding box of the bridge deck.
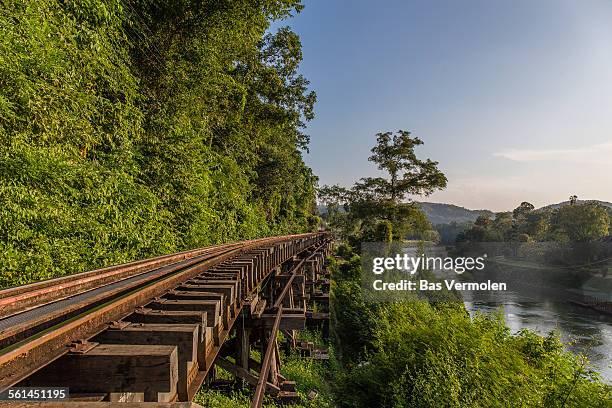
[0,233,332,407]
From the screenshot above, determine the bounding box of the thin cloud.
[494,142,612,163]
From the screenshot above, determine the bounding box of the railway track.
[0,233,332,407]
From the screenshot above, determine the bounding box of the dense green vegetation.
[329,245,611,407]
[0,0,319,288]
[423,199,612,246]
[320,134,610,406]
[458,199,611,244]
[453,199,612,269]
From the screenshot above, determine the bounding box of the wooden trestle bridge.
[0,233,332,407]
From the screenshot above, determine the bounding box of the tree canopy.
[459,200,610,244]
[365,130,447,201]
[0,0,318,287]
[319,130,445,243]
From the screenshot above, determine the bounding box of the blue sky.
[273,0,612,211]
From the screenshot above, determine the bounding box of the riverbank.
[466,300,612,383]
[332,243,612,406]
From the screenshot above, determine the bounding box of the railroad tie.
[125,308,211,370]
[18,343,179,402]
[94,323,200,401]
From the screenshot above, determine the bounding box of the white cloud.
[493,142,612,163]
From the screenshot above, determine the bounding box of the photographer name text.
[372,279,507,292]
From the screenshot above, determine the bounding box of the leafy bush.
[329,249,611,407]
[336,301,610,407]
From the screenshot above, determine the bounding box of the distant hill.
[539,200,612,211]
[416,202,494,225]
[319,200,612,224]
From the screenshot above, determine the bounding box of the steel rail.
[0,234,314,339]
[0,246,244,390]
[0,234,312,319]
[0,233,322,391]
[0,242,241,319]
[0,244,243,349]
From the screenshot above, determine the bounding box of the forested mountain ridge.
[541,200,612,210]
[0,0,318,288]
[417,200,612,225]
[416,202,494,224]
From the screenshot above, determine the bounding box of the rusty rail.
[0,244,242,389]
[0,242,243,319]
[0,233,327,394]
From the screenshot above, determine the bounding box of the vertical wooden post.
[291,329,297,348]
[237,324,251,371]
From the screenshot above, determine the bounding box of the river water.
[465,300,612,383]
[391,243,612,382]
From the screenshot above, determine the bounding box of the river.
[397,243,612,382]
[465,300,612,383]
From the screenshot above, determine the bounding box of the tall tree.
[319,130,446,241]
[512,201,535,220]
[362,130,447,202]
[569,194,578,205]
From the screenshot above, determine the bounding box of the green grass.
[280,352,335,408]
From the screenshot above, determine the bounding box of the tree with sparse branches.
[362,130,447,202]
[318,130,446,241]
